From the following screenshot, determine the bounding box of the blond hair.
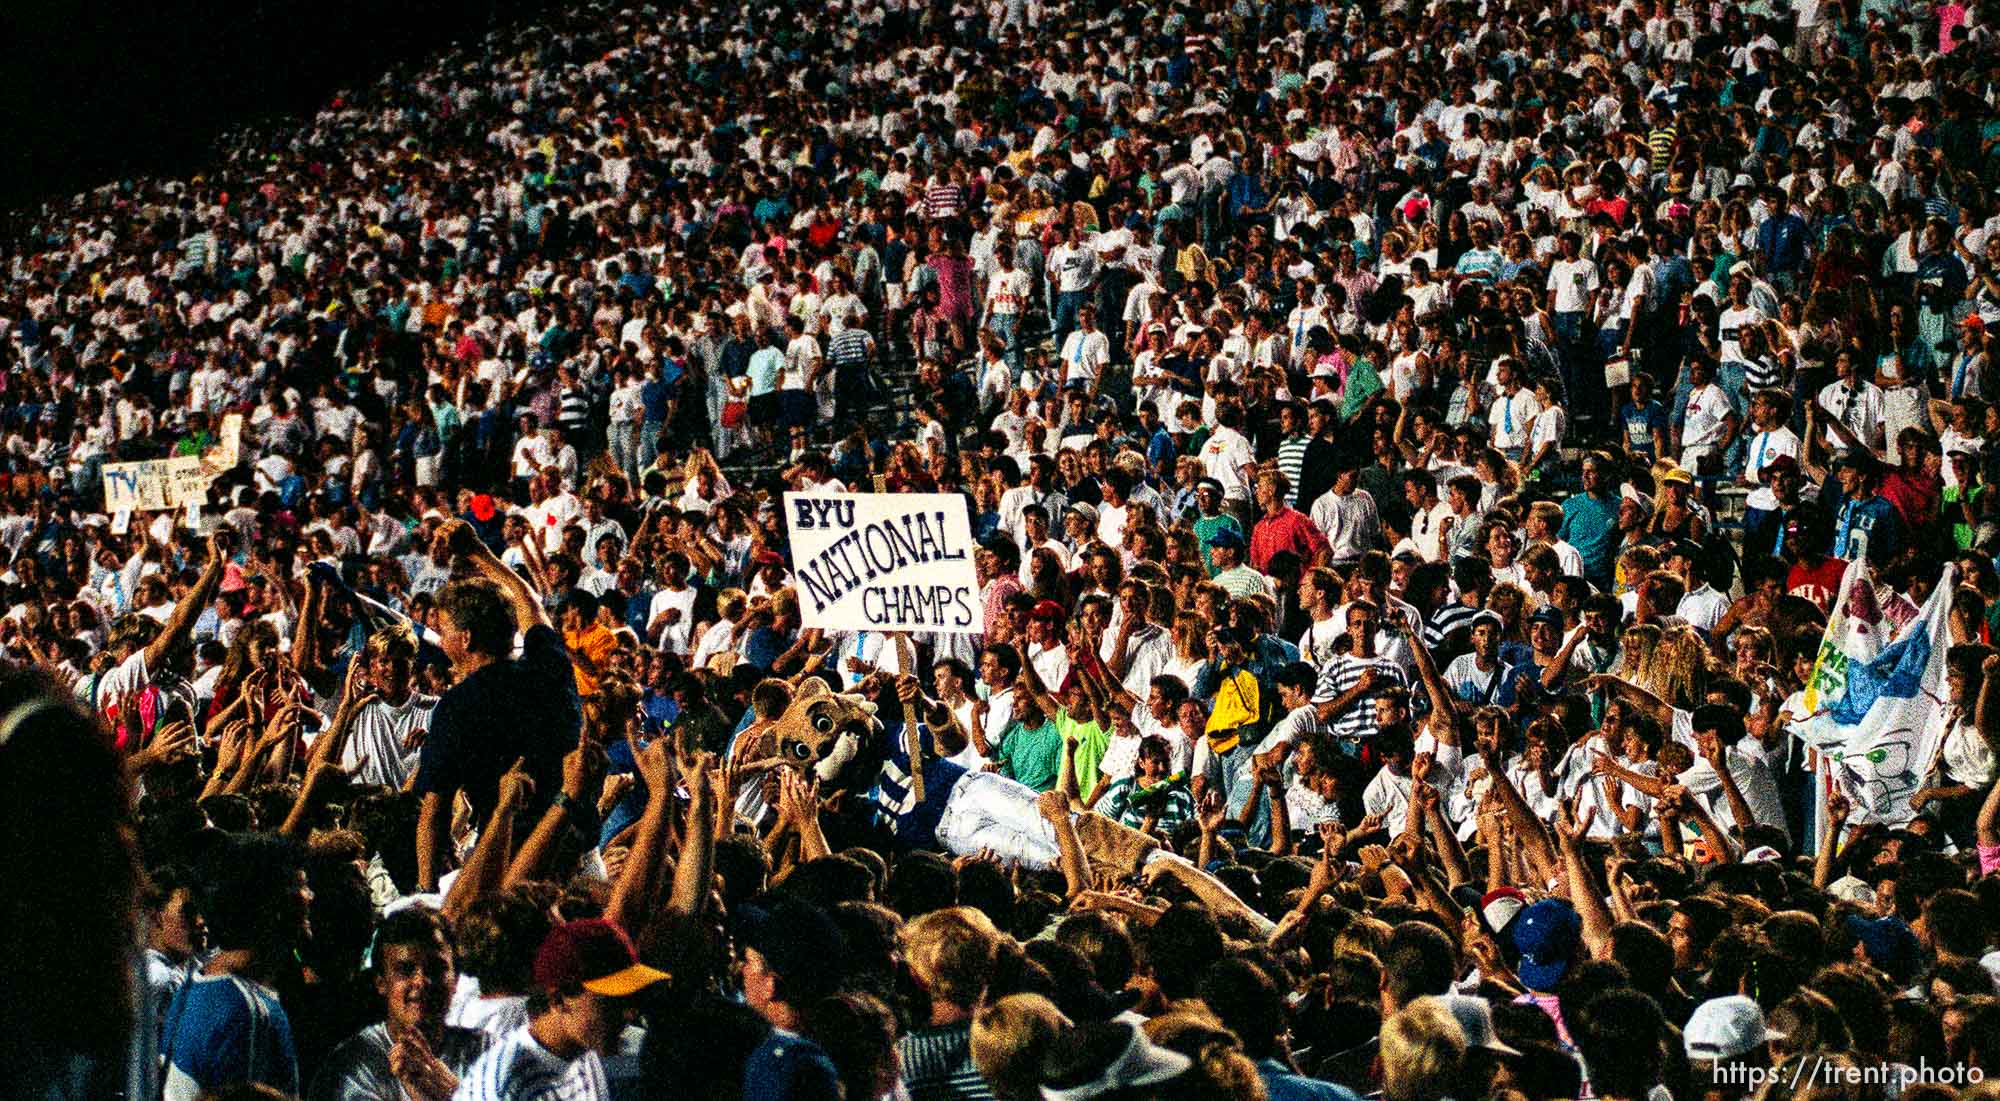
[1382,998,1468,1101]
[903,906,1002,1011]
[970,994,1070,1101]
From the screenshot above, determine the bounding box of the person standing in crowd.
[413,520,582,892]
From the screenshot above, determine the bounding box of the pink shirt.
[1941,4,1966,51]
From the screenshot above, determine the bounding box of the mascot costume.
[737,677,1171,885]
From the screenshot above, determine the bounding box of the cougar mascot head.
[759,678,882,785]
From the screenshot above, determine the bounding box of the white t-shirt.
[1681,382,1733,453]
[1200,427,1256,501]
[1547,257,1599,313]
[1488,389,1541,451]
[1058,329,1111,387]
[1742,427,1801,510]
[648,587,699,654]
[341,693,440,789]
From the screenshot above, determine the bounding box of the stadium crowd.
[12,0,2000,1097]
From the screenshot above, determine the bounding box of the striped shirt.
[454,1025,609,1101]
[1276,435,1310,499]
[900,1023,995,1101]
[1310,653,1406,739]
[924,184,966,221]
[1426,602,1482,650]
[828,327,874,367]
[1647,126,1677,171]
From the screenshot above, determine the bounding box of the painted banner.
[783,493,979,633]
[1790,558,1956,826]
[100,413,245,513]
[101,456,217,513]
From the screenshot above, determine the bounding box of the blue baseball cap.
[1510,899,1582,992]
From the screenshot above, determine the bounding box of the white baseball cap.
[1685,995,1776,1062]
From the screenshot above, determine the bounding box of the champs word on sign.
[783,493,979,633]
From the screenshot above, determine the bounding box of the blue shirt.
[872,725,968,849]
[1620,400,1668,460]
[1560,492,1620,580]
[743,1029,841,1101]
[1257,1058,1364,1101]
[1834,494,1899,565]
[162,974,298,1100]
[641,378,674,421]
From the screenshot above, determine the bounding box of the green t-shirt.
[1057,712,1110,801]
[1341,358,1383,421]
[1947,485,1984,549]
[996,717,1064,791]
[1192,513,1244,575]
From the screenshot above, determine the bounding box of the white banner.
[102,456,215,513]
[1789,559,1956,827]
[784,492,980,633]
[100,416,243,513]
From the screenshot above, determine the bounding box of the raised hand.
[596,773,636,816]
[497,757,535,811]
[1554,796,1584,842]
[131,719,197,772]
[431,518,477,561]
[212,717,251,775]
[636,738,674,797]
[562,727,610,800]
[306,752,368,791]
[389,1026,457,1101]
[776,769,820,827]
[1660,783,1690,817]
[1196,790,1228,835]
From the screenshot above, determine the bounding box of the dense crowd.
[11,0,2000,1098]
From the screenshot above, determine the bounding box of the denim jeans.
[1054,289,1090,347]
[987,311,1023,373]
[638,419,664,470]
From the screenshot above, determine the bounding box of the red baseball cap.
[532,919,668,997]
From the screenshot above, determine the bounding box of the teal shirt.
[1560,491,1619,580]
[996,718,1064,791]
[1192,513,1244,575]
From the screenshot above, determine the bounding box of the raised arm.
[605,738,678,937]
[145,529,231,674]
[505,730,608,888]
[1483,761,1562,889]
[438,518,550,633]
[1269,828,1341,951]
[1977,654,2000,760]
[1582,673,1674,728]
[1037,789,1092,900]
[292,572,327,685]
[444,759,532,925]
[1817,789,1852,889]
[1699,740,1759,845]
[1553,798,1615,960]
[1400,617,1462,745]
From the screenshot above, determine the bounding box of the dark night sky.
[0,0,555,223]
